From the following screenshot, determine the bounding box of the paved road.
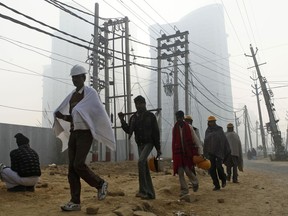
[244,158,288,175]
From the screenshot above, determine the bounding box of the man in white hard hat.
[53,65,116,211]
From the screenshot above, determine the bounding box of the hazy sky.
[0,0,288,142]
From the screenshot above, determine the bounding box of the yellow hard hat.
[207,116,216,121]
[197,159,211,170]
[184,115,193,121]
[227,123,234,128]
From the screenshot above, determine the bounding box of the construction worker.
[118,95,161,200]
[172,111,200,196]
[183,114,203,184]
[184,114,203,156]
[184,115,202,142]
[225,123,243,183]
[203,116,230,191]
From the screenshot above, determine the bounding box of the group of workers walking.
[0,64,244,212]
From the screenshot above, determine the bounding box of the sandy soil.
[1,158,288,216]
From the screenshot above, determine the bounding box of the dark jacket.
[10,144,41,177]
[121,110,160,151]
[204,125,231,160]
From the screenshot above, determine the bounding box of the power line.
[44,0,94,25]
[0,35,85,64]
[172,56,237,112]
[0,104,49,113]
[242,0,257,46]
[0,2,93,45]
[236,0,251,43]
[0,58,72,86]
[102,0,157,41]
[219,0,245,53]
[190,51,250,85]
[51,0,94,17]
[128,0,169,35]
[142,0,174,31]
[0,13,95,52]
[116,0,160,37]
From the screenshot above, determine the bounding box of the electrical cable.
[0,58,72,86]
[102,0,157,41]
[44,0,94,26]
[0,35,86,64]
[0,2,93,45]
[0,13,104,55]
[116,0,160,37]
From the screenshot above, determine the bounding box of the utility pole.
[93,3,99,91]
[157,39,162,143]
[157,30,189,122]
[173,44,179,115]
[124,17,132,160]
[286,111,288,151]
[103,21,110,161]
[256,120,259,149]
[91,3,100,162]
[246,44,285,160]
[244,107,248,153]
[287,123,288,151]
[234,112,239,134]
[184,33,189,115]
[244,105,253,150]
[251,78,267,157]
[246,106,253,150]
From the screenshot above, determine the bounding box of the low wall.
[0,123,64,166]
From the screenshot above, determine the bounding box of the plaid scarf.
[172,121,198,175]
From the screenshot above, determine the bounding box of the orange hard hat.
[148,157,159,172]
[197,159,211,170]
[193,155,205,164]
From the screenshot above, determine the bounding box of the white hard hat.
[70,65,87,76]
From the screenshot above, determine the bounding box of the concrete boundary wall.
[0,123,63,166]
[0,123,131,166]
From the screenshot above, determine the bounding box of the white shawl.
[53,86,116,152]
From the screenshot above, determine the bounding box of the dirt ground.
[1,158,288,216]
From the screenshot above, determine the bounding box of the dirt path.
[1,159,288,216]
